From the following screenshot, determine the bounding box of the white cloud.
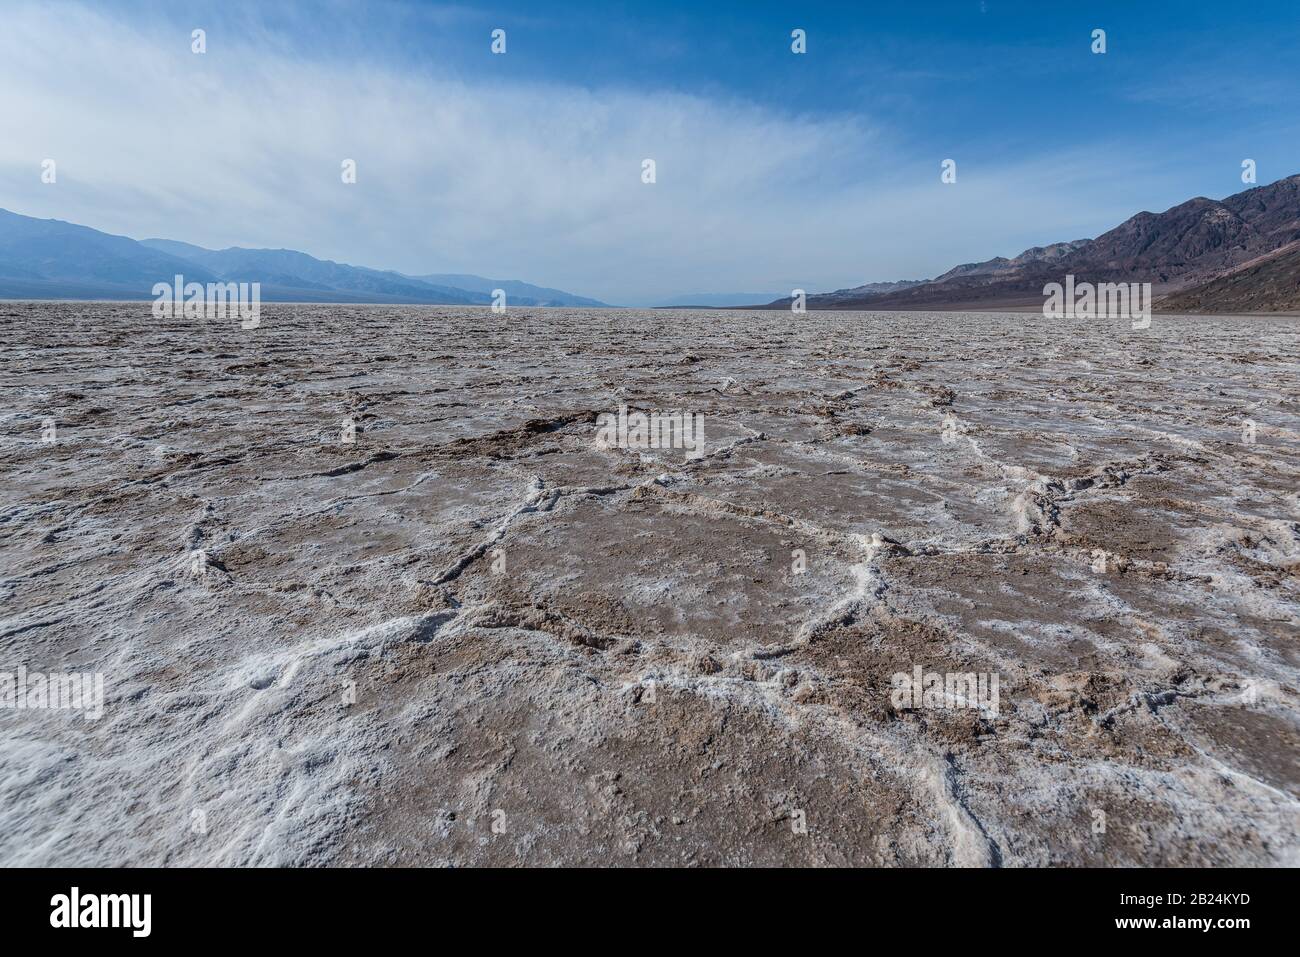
[0,2,1172,304]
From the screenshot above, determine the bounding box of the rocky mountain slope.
[1159,241,1300,313]
[770,175,1300,312]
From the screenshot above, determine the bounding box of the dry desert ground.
[1,302,1297,866]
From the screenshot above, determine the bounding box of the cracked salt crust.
[1,303,1297,866]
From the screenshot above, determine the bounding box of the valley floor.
[1,303,1297,866]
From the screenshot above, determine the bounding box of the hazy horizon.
[2,0,1298,305]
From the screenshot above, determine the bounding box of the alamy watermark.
[1044,275,1151,329]
[890,664,1000,717]
[1,665,104,720]
[50,888,150,937]
[152,274,261,328]
[595,404,705,460]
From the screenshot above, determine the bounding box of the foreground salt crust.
[0,303,1296,866]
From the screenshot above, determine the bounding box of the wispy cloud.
[0,1,1256,304]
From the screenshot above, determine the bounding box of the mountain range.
[5,174,1298,313]
[0,209,607,307]
[759,174,1300,313]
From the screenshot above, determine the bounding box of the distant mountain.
[650,292,788,308]
[779,279,928,308]
[761,174,1300,312]
[0,209,220,299]
[929,240,1092,283]
[139,240,485,304]
[0,208,606,307]
[409,273,608,307]
[1159,241,1300,313]
[830,279,928,296]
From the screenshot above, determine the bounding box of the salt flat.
[1,302,1297,866]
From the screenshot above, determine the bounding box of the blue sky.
[2,0,1297,304]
